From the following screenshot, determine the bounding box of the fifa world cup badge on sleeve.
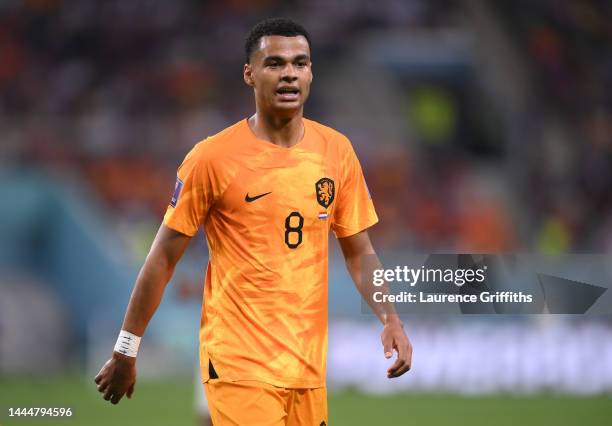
[170,177,184,207]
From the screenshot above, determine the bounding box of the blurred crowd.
[1,0,610,254]
[495,0,612,251]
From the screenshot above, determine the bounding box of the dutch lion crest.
[316,177,335,208]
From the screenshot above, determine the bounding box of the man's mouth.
[276,87,300,101]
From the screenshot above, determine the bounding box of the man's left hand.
[381,319,412,378]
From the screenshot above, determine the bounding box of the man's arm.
[94,224,192,404]
[337,230,413,378]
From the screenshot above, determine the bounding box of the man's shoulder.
[304,118,352,149]
[185,120,245,162]
[205,119,246,144]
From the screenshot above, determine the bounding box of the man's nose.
[281,64,298,80]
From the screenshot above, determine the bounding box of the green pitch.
[1,375,611,425]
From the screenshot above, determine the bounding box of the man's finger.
[94,374,102,384]
[381,336,393,358]
[127,383,135,399]
[389,358,412,378]
[389,338,407,367]
[388,363,411,378]
[97,381,109,393]
[103,388,113,401]
[387,357,405,375]
[111,393,123,405]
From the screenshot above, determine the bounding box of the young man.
[95,18,412,425]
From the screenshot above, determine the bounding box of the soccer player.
[95,17,412,425]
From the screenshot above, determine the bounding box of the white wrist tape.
[114,330,142,358]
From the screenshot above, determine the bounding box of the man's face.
[244,35,312,115]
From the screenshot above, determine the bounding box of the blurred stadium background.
[1,0,612,424]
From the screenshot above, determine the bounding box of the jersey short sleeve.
[331,137,378,238]
[163,142,213,236]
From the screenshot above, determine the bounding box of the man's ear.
[243,63,255,87]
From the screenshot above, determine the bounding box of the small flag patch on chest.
[170,177,184,207]
[318,211,328,219]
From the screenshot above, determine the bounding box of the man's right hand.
[94,352,137,405]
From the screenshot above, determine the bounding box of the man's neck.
[248,111,304,148]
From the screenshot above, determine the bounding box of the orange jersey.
[163,118,377,388]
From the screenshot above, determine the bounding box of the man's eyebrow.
[263,54,311,62]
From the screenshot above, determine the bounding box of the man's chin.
[271,102,304,116]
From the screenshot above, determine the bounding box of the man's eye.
[297,62,307,67]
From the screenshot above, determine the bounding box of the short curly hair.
[245,17,311,63]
